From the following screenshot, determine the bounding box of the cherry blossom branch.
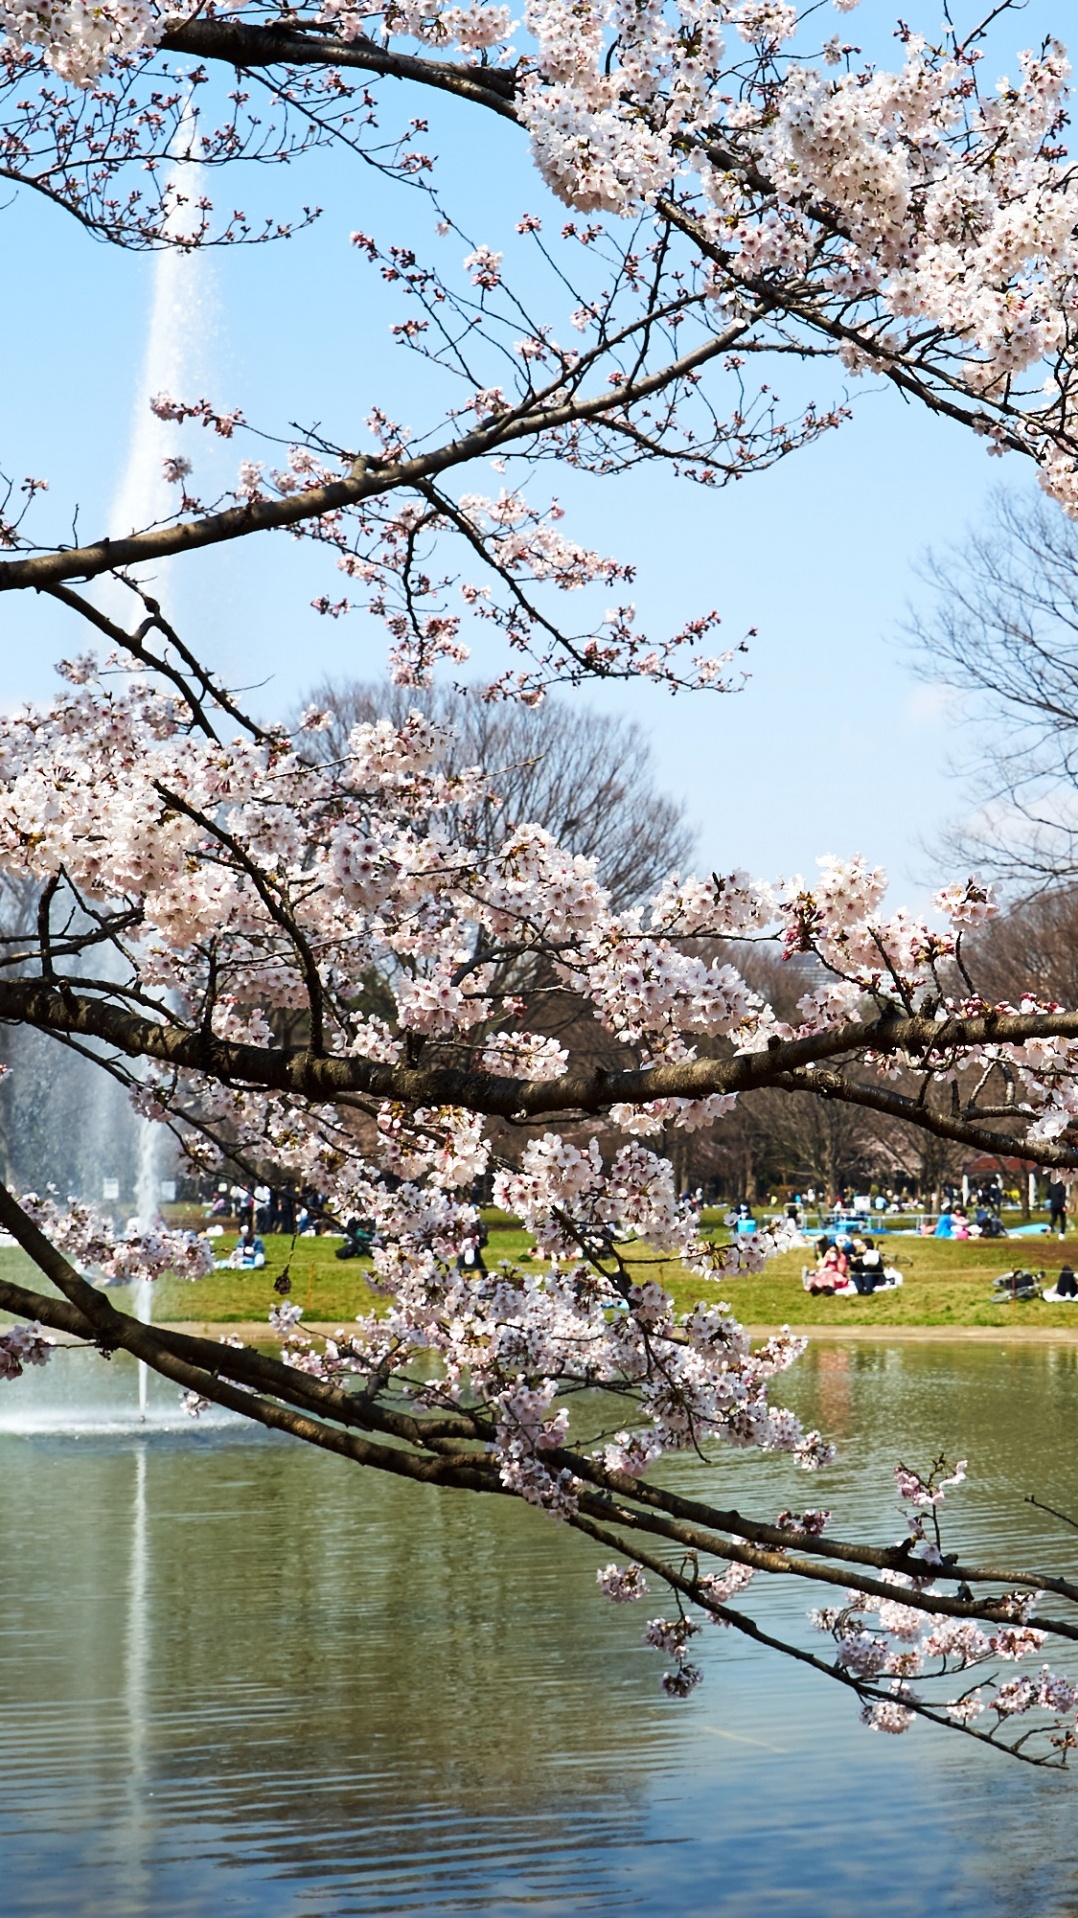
[0,315,760,592]
[567,1513,1070,1766]
[0,1198,1074,1632]
[43,582,268,742]
[0,970,1074,1156]
[160,18,520,120]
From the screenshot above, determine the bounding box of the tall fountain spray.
[133,1121,159,1421]
[102,125,217,1420]
[108,131,218,550]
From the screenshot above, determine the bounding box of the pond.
[2,1340,1078,1916]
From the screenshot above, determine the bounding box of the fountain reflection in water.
[123,1444,151,1915]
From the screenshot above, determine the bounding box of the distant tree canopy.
[300,681,695,913]
[915,494,1078,890]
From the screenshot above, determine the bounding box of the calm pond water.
[3,1341,1078,1916]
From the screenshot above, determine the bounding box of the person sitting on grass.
[933,1208,955,1238]
[227,1225,265,1270]
[975,1207,1007,1239]
[335,1217,378,1261]
[806,1238,849,1295]
[849,1236,884,1294]
[1044,1266,1078,1301]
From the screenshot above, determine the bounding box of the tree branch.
[0,977,1077,1156]
[161,17,521,118]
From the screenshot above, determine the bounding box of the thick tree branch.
[0,975,1076,1156]
[161,17,521,117]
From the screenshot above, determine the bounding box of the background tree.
[913,493,1078,891]
[966,884,1078,1007]
[300,678,707,1184]
[301,679,694,912]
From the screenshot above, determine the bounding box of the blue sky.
[0,0,1064,902]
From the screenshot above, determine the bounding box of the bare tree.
[966,883,1078,1006]
[302,679,693,911]
[912,492,1078,888]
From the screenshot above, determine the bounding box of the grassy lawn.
[4,1223,1078,1333]
[658,1236,1078,1330]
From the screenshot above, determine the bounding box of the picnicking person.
[805,1238,849,1295]
[974,1207,1007,1239]
[220,1225,266,1270]
[848,1236,883,1293]
[803,1233,903,1297]
[335,1217,379,1261]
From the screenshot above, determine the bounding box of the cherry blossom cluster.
[272,1134,830,1505]
[597,1561,649,1601]
[1,0,162,86]
[19,1192,214,1284]
[0,1320,53,1380]
[803,1461,1077,1743]
[644,1614,704,1696]
[813,1571,1078,1740]
[509,15,1078,508]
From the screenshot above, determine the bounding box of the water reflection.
[2,1344,1078,1915]
[812,1342,853,1435]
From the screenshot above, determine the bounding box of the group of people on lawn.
[927,1206,997,1240]
[805,1235,901,1297]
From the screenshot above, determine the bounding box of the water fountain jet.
[132,1118,160,1423]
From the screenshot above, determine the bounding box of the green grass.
[4,1224,1078,1333]
[120,1228,1078,1332]
[3,1228,543,1327]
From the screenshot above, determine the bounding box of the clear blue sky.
[0,0,1063,903]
